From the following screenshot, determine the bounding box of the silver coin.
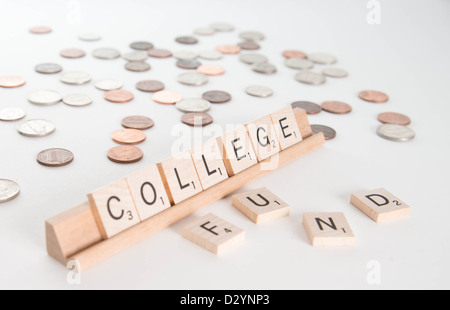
[322,67,348,78]
[93,48,120,60]
[176,36,198,45]
[125,61,151,72]
[285,58,314,70]
[252,62,277,74]
[176,98,211,113]
[123,51,148,62]
[130,41,154,50]
[210,23,234,32]
[0,108,26,121]
[295,71,326,85]
[176,59,202,69]
[199,50,223,60]
[63,94,93,107]
[0,179,20,203]
[308,53,337,65]
[246,85,273,98]
[35,63,62,74]
[177,72,209,86]
[60,71,91,85]
[173,50,199,60]
[239,53,268,65]
[79,33,101,41]
[95,79,123,91]
[27,90,62,105]
[17,119,56,137]
[239,31,265,41]
[377,124,415,142]
[194,27,216,36]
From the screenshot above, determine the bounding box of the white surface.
[0,0,449,290]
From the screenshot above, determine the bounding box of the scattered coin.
[197,65,225,76]
[0,108,26,121]
[308,53,337,65]
[121,116,154,130]
[112,129,146,145]
[252,62,277,74]
[240,31,265,41]
[29,26,52,34]
[176,98,211,113]
[173,50,199,60]
[378,112,411,126]
[130,41,154,50]
[125,61,151,72]
[35,63,62,74]
[210,23,234,32]
[17,119,56,137]
[177,59,202,70]
[359,90,389,103]
[238,41,260,50]
[323,67,348,78]
[377,124,415,142]
[181,112,214,127]
[311,125,336,140]
[37,148,74,167]
[27,90,62,106]
[178,72,209,86]
[246,85,273,98]
[107,145,143,164]
[239,53,268,65]
[285,58,314,70]
[60,48,86,59]
[79,33,101,41]
[152,90,183,105]
[148,48,172,58]
[63,94,93,107]
[95,79,123,91]
[104,90,134,103]
[291,101,322,115]
[283,50,307,59]
[194,27,215,36]
[322,101,352,114]
[60,71,91,85]
[0,179,20,203]
[216,45,241,55]
[176,36,198,45]
[199,50,223,60]
[136,80,165,92]
[93,48,121,60]
[123,51,148,62]
[202,91,231,104]
[295,71,326,85]
[0,76,26,88]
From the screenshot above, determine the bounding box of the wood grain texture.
[303,212,356,247]
[246,115,281,161]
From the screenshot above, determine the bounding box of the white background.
[0,0,449,290]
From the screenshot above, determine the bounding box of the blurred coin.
[173,50,199,60]
[311,125,336,140]
[308,53,337,65]
[0,76,26,88]
[122,116,154,130]
[194,27,215,36]
[377,124,415,142]
[178,72,209,86]
[123,51,148,62]
[60,48,85,59]
[238,41,260,50]
[28,90,62,105]
[177,59,202,69]
[112,129,146,145]
[29,26,51,34]
[79,33,101,41]
[104,90,134,103]
[252,62,277,74]
[197,65,225,76]
[152,91,183,105]
[125,61,151,72]
[378,112,411,126]
[0,180,20,203]
[148,48,172,58]
[130,41,154,50]
[216,45,241,55]
[359,90,389,103]
[63,94,92,107]
[283,50,307,59]
[108,146,143,164]
[35,63,62,74]
[210,23,234,32]
[295,71,326,85]
[93,48,120,60]
[60,71,91,85]
[239,53,268,65]
[0,108,26,121]
[246,85,273,98]
[285,58,314,70]
[37,148,74,167]
[240,31,265,41]
[17,119,55,137]
[202,91,231,104]
[136,80,165,92]
[176,36,198,44]
[322,101,352,114]
[95,79,123,91]
[323,67,348,78]
[182,112,213,127]
[176,98,211,113]
[199,50,223,60]
[291,101,322,115]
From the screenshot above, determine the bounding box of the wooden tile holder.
[45,108,325,271]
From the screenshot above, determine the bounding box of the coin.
[377,124,415,142]
[27,90,62,106]
[252,62,277,74]
[176,98,211,113]
[176,36,198,45]
[199,50,223,60]
[177,59,202,70]
[29,26,51,34]
[197,65,225,76]
[107,146,143,164]
[130,41,154,50]
[240,31,265,41]
[63,94,93,107]
[35,63,62,74]
[121,116,154,130]
[291,101,322,115]
[295,71,326,85]
[79,33,101,41]
[194,27,215,36]
[104,90,134,103]
[178,72,209,86]
[0,179,20,203]
[17,119,56,137]
[112,129,146,145]
[123,51,148,62]
[285,58,314,70]
[322,101,352,114]
[148,48,172,58]
[202,91,231,104]
[60,71,91,85]
[238,41,260,50]
[246,85,273,98]
[181,112,213,127]
[0,108,26,121]
[152,91,183,105]
[311,125,336,140]
[37,148,74,167]
[283,50,307,59]
[210,23,234,32]
[308,53,337,65]
[239,53,268,65]
[359,90,389,103]
[95,79,123,91]
[125,61,151,72]
[93,48,121,60]
[173,50,199,60]
[0,76,26,88]
[216,45,241,55]
[378,112,411,126]
[136,80,165,92]
[60,48,86,59]
[323,67,348,78]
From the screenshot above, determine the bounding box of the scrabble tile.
[182,213,245,255]
[350,188,411,223]
[218,126,258,176]
[232,188,290,224]
[158,151,203,205]
[190,139,229,190]
[270,106,303,150]
[303,212,355,247]
[126,165,171,221]
[88,179,141,239]
[246,115,281,161]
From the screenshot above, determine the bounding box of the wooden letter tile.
[191,139,229,190]
[246,115,281,161]
[158,151,203,205]
[270,106,303,150]
[232,188,290,224]
[350,188,411,223]
[303,212,356,247]
[182,213,245,255]
[126,165,171,221]
[88,179,141,239]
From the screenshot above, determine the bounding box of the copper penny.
[60,48,86,59]
[197,65,225,76]
[311,125,336,140]
[111,129,146,145]
[283,50,307,59]
[322,101,352,114]
[37,148,74,167]
[125,61,151,72]
[291,101,322,115]
[359,90,389,103]
[152,91,183,105]
[107,146,143,164]
[148,48,172,58]
[136,80,165,92]
[0,76,26,88]
[29,26,52,34]
[216,45,241,55]
[104,90,134,103]
[202,91,231,104]
[121,116,154,130]
[378,112,411,126]
[238,41,260,50]
[181,113,213,127]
